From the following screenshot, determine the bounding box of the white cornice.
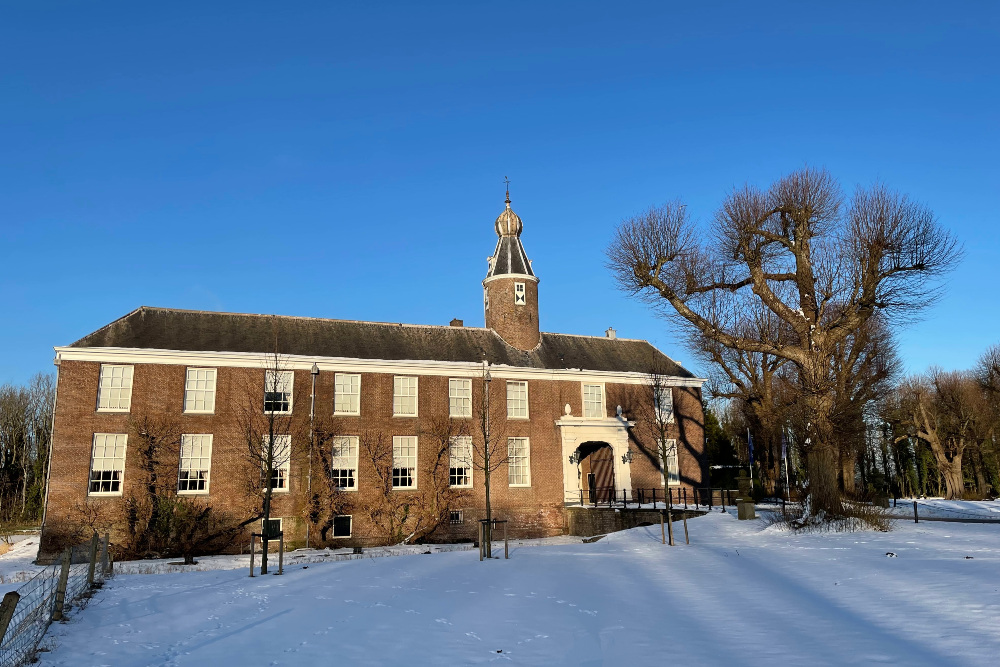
[53,346,706,387]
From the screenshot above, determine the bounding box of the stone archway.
[578,442,615,503]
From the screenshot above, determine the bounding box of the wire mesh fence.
[0,535,111,667]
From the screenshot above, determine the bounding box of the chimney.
[605,327,616,339]
[450,318,464,327]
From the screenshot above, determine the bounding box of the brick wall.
[40,359,705,559]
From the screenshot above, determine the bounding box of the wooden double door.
[579,442,615,503]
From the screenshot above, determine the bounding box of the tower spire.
[504,175,511,208]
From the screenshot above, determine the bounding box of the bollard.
[276,534,284,575]
[913,501,919,524]
[249,537,256,577]
[666,505,675,546]
[100,533,110,578]
[504,521,509,560]
[52,549,72,621]
[86,532,99,586]
[0,591,20,644]
[683,515,690,545]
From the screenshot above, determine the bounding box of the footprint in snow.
[436,618,452,625]
[504,593,517,597]
[466,632,481,641]
[406,609,420,614]
[579,609,597,616]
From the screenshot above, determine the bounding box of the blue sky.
[2,2,998,385]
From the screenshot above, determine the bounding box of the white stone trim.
[557,416,634,505]
[55,346,706,387]
[483,273,538,286]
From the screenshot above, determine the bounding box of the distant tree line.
[0,373,55,526]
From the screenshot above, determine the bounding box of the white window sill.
[334,411,361,417]
[331,534,352,539]
[507,415,530,421]
[183,410,215,415]
[88,491,123,497]
[392,486,418,491]
[509,484,532,488]
[334,487,358,493]
[393,414,418,418]
[177,490,210,496]
[449,414,473,419]
[450,484,473,490]
[96,408,131,414]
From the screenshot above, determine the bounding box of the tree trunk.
[937,457,965,500]
[840,451,856,496]
[804,387,842,514]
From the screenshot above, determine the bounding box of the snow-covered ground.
[29,510,1000,666]
[0,535,43,593]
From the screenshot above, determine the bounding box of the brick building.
[39,192,705,558]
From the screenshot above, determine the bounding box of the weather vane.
[504,176,511,204]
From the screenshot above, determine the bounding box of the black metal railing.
[567,487,740,509]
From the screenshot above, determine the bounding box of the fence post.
[683,515,690,545]
[660,510,665,544]
[683,488,687,509]
[478,522,484,562]
[913,501,919,524]
[0,591,20,644]
[249,536,256,577]
[100,533,110,578]
[504,521,508,560]
[708,489,713,509]
[52,549,72,621]
[695,489,699,510]
[86,532,99,586]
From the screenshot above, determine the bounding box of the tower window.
[514,282,526,306]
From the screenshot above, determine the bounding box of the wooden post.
[666,505,675,546]
[478,522,484,561]
[504,521,508,560]
[660,511,666,544]
[683,488,687,509]
[695,490,699,510]
[100,533,110,578]
[86,532,99,586]
[913,501,919,524]
[683,515,689,545]
[249,535,256,577]
[52,549,71,621]
[277,534,284,575]
[708,489,713,509]
[0,591,20,645]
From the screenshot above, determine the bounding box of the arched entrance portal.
[578,442,615,504]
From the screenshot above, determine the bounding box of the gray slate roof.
[70,307,694,377]
[486,236,535,278]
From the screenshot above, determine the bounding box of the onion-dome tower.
[483,185,540,350]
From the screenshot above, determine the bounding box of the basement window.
[333,515,352,538]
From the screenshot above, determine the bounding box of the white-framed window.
[449,378,472,418]
[393,376,418,416]
[449,436,473,488]
[88,433,127,496]
[655,386,675,424]
[392,435,417,488]
[661,439,680,486]
[507,381,528,419]
[97,364,134,412]
[178,434,213,494]
[334,373,361,415]
[264,370,293,413]
[507,437,531,487]
[332,515,352,538]
[330,435,359,491]
[183,368,217,413]
[583,384,604,418]
[263,434,291,492]
[450,510,464,525]
[514,281,526,306]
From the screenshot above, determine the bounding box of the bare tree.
[608,168,960,513]
[888,370,988,499]
[237,347,298,574]
[469,364,508,557]
[358,429,410,544]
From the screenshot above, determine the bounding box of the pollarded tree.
[608,168,959,513]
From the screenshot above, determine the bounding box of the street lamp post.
[306,362,319,549]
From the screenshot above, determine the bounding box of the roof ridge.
[131,306,492,332]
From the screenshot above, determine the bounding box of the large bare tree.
[608,168,959,513]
